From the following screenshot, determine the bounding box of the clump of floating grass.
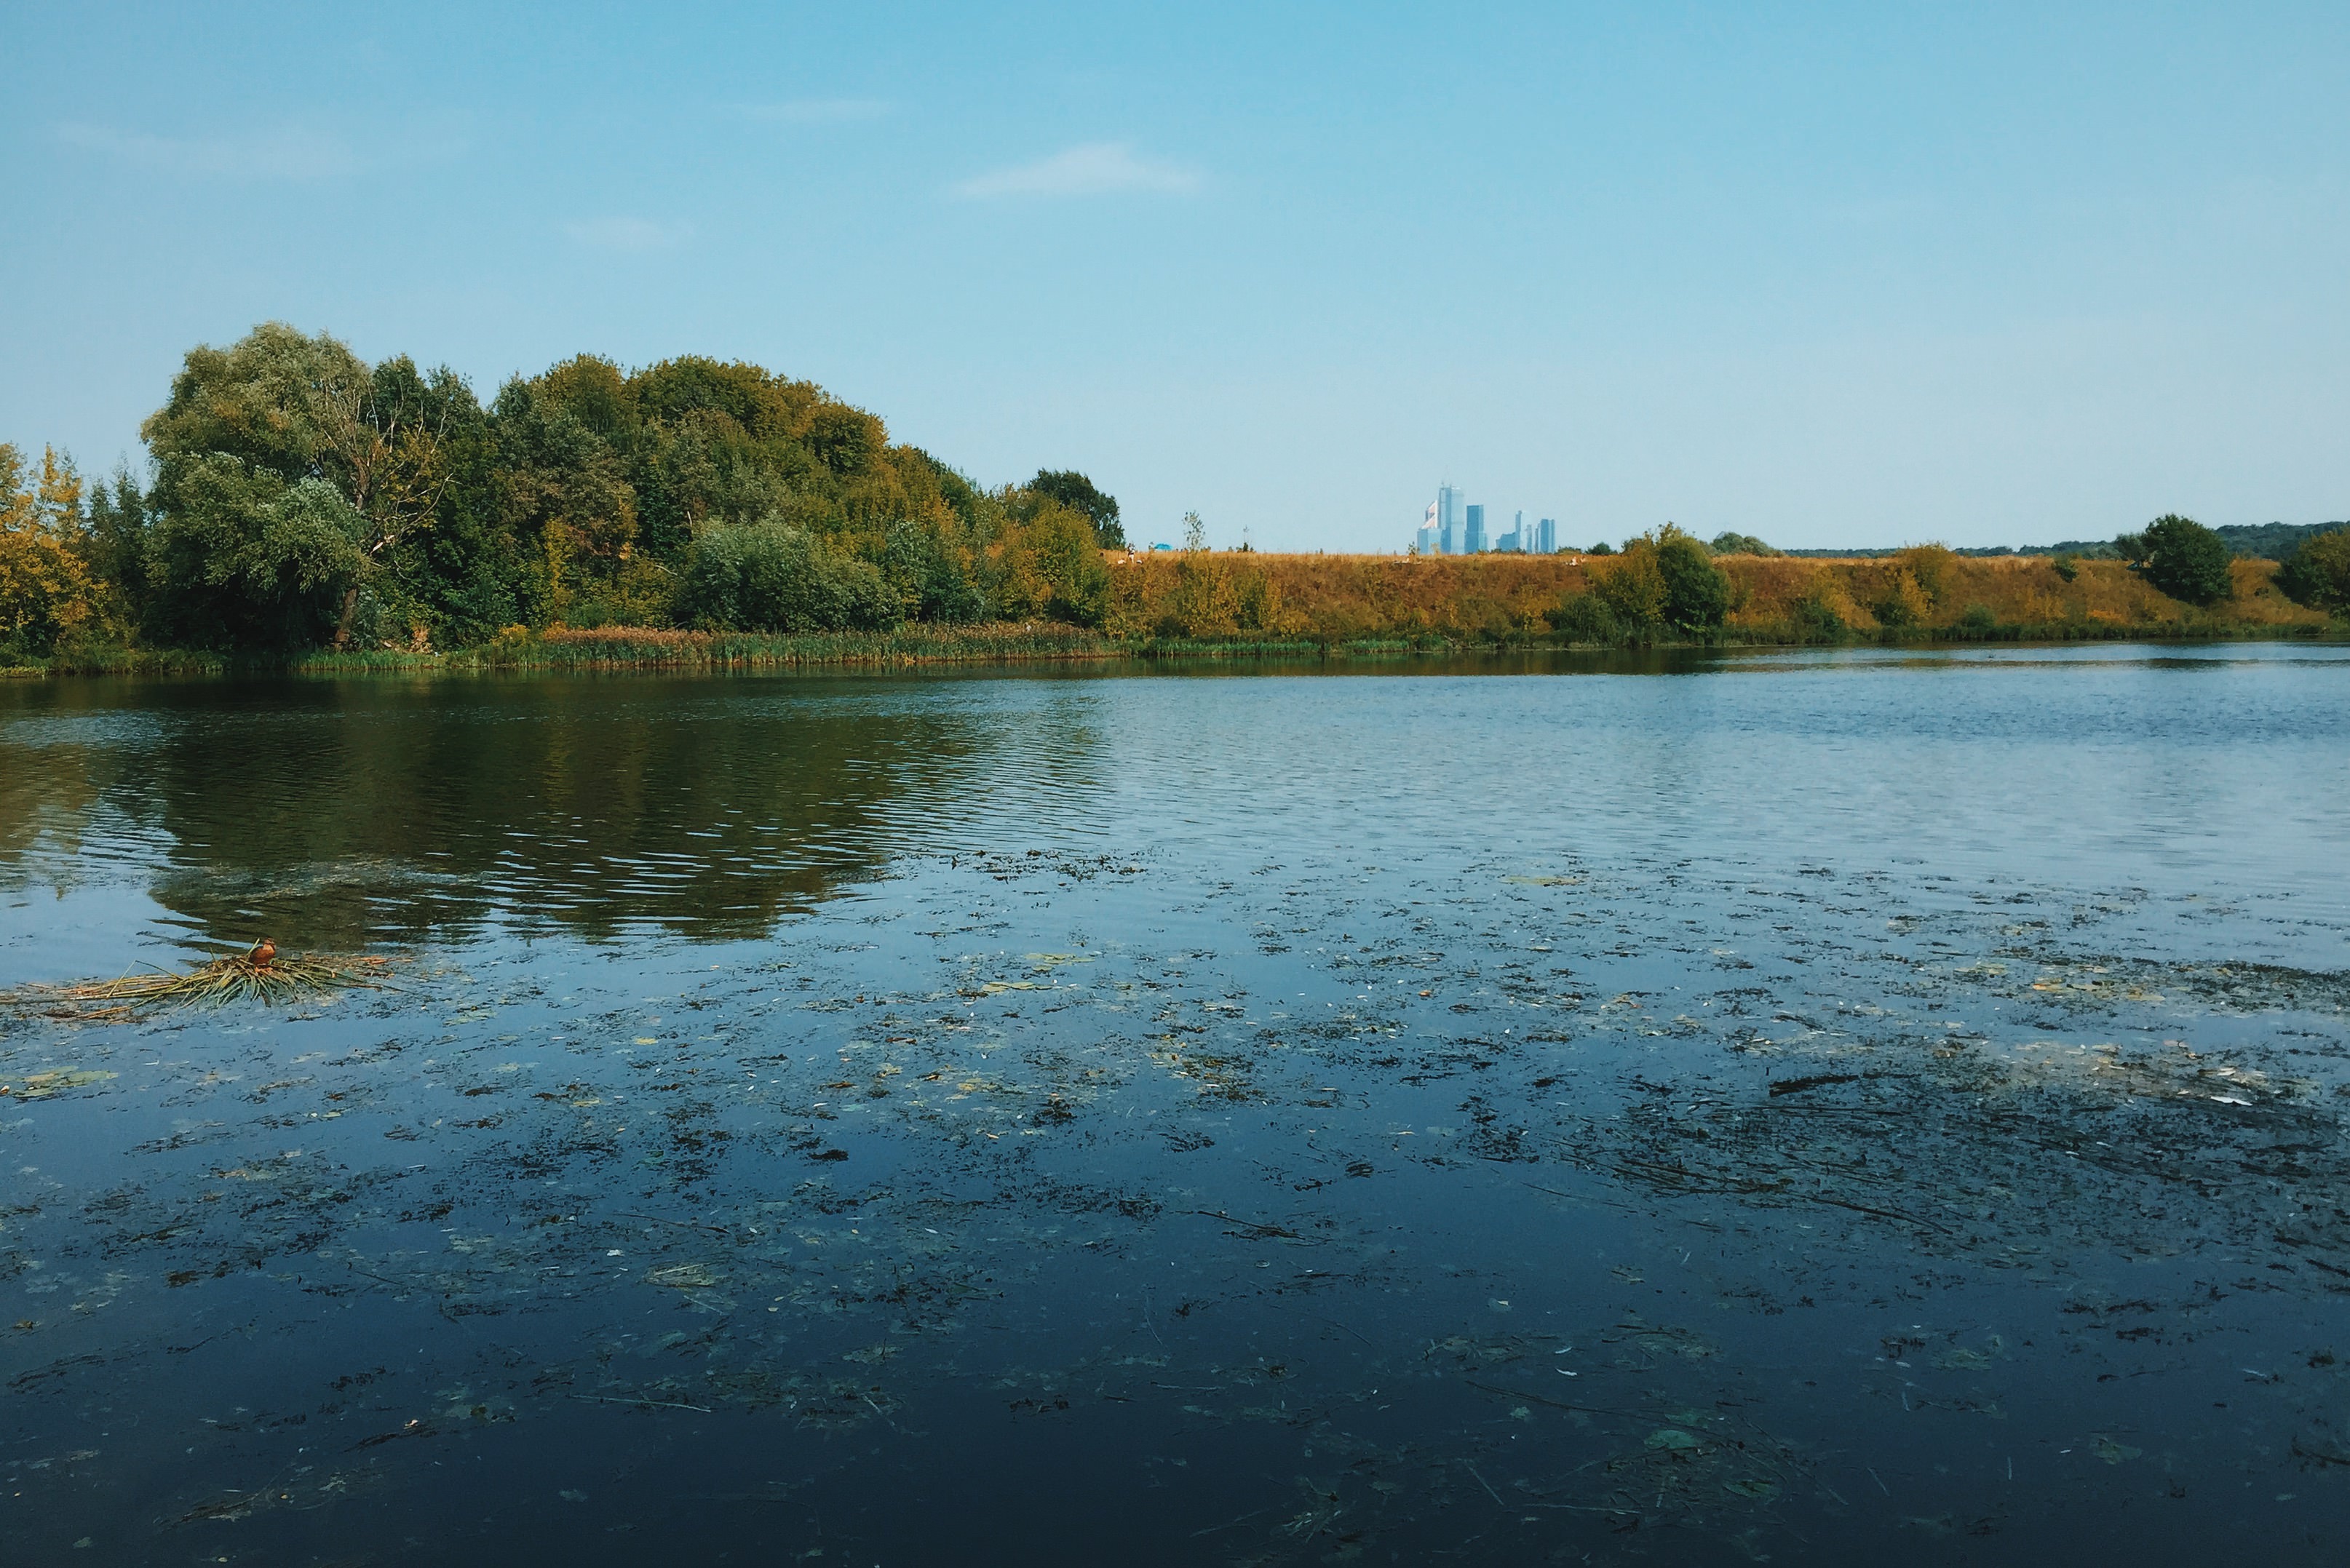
[20,942,400,1016]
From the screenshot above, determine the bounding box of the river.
[3,645,2346,1563]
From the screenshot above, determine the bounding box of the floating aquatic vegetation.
[0,1068,115,1099]
[10,944,399,1015]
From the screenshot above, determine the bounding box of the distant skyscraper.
[1512,510,1526,553]
[1537,517,1556,554]
[1437,484,1464,555]
[1464,504,1485,554]
[1417,500,1439,556]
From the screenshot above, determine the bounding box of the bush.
[2139,514,2231,605]
[1957,604,1998,637]
[1788,585,1846,642]
[1592,542,1667,634]
[1873,568,1932,630]
[2276,528,2350,615]
[2052,554,2079,582]
[881,520,983,624]
[1710,531,1777,557]
[683,520,899,632]
[1018,504,1111,626]
[1544,591,1623,643]
[1654,527,1730,629]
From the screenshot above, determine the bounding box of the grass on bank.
[6,551,2340,676]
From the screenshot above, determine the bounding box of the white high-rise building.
[1417,500,1439,555]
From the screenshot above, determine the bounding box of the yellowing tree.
[0,444,100,656]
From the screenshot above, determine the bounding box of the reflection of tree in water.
[11,677,1006,948]
[0,732,114,894]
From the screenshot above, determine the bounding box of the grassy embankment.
[9,549,2335,676]
[1107,547,2328,645]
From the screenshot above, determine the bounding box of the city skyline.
[1416,483,1561,555]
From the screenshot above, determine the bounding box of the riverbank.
[6,550,2338,676]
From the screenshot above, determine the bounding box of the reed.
[20,944,397,1014]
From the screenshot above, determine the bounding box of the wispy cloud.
[564,216,693,252]
[736,97,892,125]
[952,142,1202,200]
[56,121,358,181]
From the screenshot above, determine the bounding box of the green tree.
[2139,514,2231,605]
[140,323,445,646]
[1029,469,1126,549]
[82,463,151,613]
[873,520,970,622]
[683,519,898,632]
[1592,539,1667,634]
[2277,528,2350,614]
[1544,592,1624,644]
[1020,502,1111,625]
[150,463,367,648]
[1654,526,1731,629]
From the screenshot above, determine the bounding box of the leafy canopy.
[1028,470,1125,550]
[85,323,1122,650]
[2140,514,2232,606]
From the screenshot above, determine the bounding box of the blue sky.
[3,1,2344,551]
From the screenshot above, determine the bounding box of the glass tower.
[1437,484,1463,555]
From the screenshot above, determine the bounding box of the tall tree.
[1029,469,1126,549]
[2140,514,2232,605]
[0,444,102,654]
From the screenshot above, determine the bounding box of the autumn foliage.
[2,321,2341,666]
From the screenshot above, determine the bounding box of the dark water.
[2,647,2347,1564]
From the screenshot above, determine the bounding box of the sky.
[2,1,2345,552]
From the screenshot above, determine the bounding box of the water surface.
[3,647,2347,1563]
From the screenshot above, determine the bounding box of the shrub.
[2276,528,2350,615]
[1020,503,1111,626]
[1957,604,1998,637]
[2052,554,2079,582]
[2139,514,2231,605]
[1654,527,1730,629]
[1544,592,1624,644]
[683,519,899,632]
[1788,584,1846,642]
[1592,541,1667,634]
[1710,531,1777,557]
[1873,568,1932,630]
[881,520,983,624]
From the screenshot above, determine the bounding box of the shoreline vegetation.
[9,548,2339,677]
[4,322,2346,677]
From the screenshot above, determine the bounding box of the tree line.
[1543,514,2349,644]
[1,323,1131,658]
